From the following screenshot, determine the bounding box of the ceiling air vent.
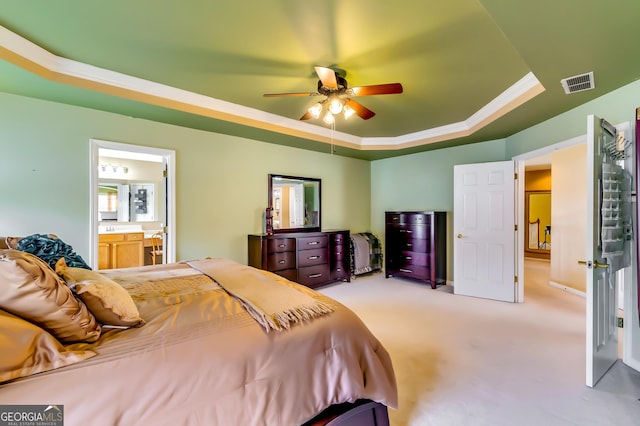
[560,72,595,94]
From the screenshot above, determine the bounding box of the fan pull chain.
[330,122,335,155]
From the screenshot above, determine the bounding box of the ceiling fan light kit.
[328,97,344,114]
[264,66,403,124]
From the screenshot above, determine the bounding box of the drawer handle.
[307,241,320,245]
[400,229,413,234]
[406,243,413,247]
[278,260,285,264]
[308,273,322,278]
[278,244,286,248]
[405,256,412,260]
[308,255,320,260]
[400,268,413,273]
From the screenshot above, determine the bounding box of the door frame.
[512,134,585,303]
[89,139,176,268]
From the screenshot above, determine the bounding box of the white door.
[584,115,619,387]
[453,161,516,302]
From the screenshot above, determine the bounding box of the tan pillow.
[0,309,96,384]
[5,234,58,249]
[55,258,145,328]
[0,249,101,343]
[4,236,21,249]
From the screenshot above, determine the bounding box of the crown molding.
[0,25,544,150]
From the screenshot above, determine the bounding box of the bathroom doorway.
[89,139,176,269]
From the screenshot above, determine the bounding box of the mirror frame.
[268,174,321,233]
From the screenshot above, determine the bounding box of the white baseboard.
[549,280,586,298]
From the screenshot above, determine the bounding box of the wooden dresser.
[385,211,446,288]
[248,230,350,289]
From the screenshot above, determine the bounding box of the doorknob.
[578,260,609,269]
[456,233,463,239]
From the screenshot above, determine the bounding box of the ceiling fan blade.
[349,83,403,96]
[263,92,320,97]
[315,66,338,89]
[345,99,375,120]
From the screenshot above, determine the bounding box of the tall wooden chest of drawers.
[248,230,350,289]
[385,211,446,288]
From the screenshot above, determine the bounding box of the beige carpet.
[319,260,640,425]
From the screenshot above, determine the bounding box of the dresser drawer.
[332,260,349,281]
[390,264,430,281]
[298,235,328,249]
[298,264,331,288]
[333,249,346,261]
[332,232,345,243]
[386,213,402,225]
[267,251,296,271]
[393,224,428,239]
[267,238,296,253]
[298,247,328,267]
[398,238,428,252]
[400,251,431,267]
[405,213,430,225]
[273,268,297,282]
[387,213,431,225]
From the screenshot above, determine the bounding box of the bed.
[0,235,397,426]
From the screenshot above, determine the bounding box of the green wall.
[0,93,371,264]
[506,79,640,158]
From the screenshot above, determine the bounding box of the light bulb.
[343,104,355,119]
[323,111,335,124]
[328,97,343,114]
[309,102,323,119]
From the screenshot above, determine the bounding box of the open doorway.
[515,133,628,363]
[89,139,176,269]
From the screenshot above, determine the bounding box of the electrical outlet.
[618,317,624,328]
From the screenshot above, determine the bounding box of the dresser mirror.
[268,174,321,233]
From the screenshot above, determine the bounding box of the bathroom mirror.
[268,174,321,233]
[98,181,156,222]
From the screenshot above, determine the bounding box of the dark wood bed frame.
[303,399,390,426]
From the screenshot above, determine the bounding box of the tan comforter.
[0,260,397,426]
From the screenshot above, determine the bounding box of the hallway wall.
[550,143,587,292]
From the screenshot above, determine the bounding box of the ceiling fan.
[263,66,403,123]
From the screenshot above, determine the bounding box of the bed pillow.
[0,309,96,384]
[14,233,91,270]
[55,258,145,328]
[0,249,101,343]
